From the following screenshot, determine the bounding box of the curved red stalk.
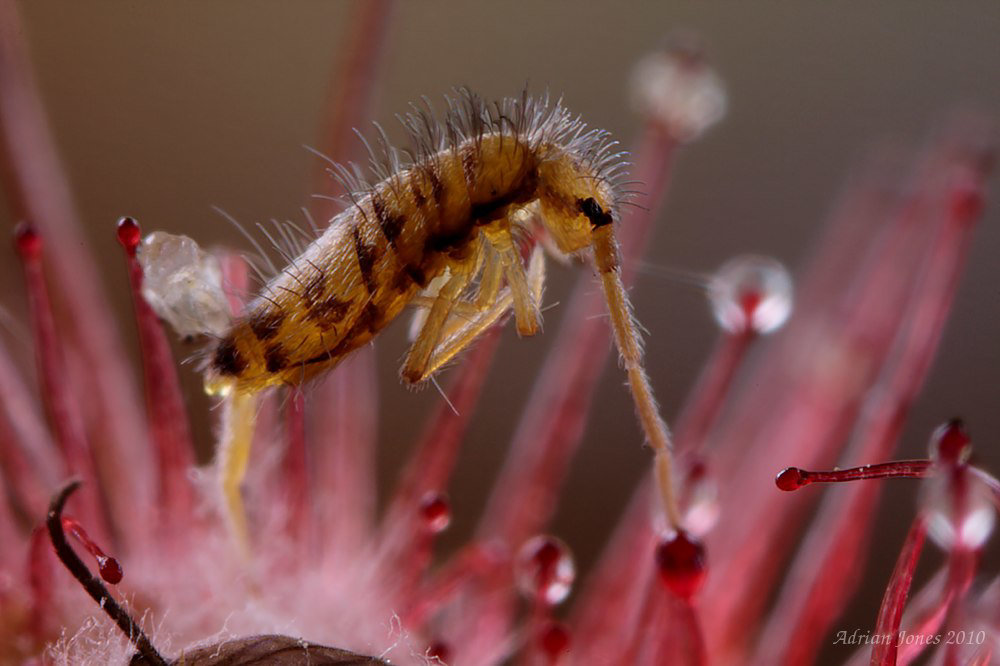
[870,517,928,666]
[15,225,109,544]
[117,218,195,526]
[0,0,153,542]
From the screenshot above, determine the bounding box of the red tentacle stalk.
[117,217,195,526]
[61,516,122,585]
[776,460,934,491]
[14,224,109,543]
[871,517,927,666]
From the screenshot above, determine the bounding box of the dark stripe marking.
[212,337,247,376]
[352,225,379,293]
[248,308,284,341]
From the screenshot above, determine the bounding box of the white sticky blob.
[708,255,793,335]
[138,232,232,339]
[630,38,727,142]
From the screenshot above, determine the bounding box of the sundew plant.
[1,3,999,665]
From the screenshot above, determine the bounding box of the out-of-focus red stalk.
[306,0,393,566]
[377,326,502,586]
[702,131,988,659]
[0,0,152,541]
[0,340,58,520]
[312,350,378,564]
[15,225,108,544]
[753,130,989,665]
[116,218,195,527]
[310,0,394,215]
[282,390,310,541]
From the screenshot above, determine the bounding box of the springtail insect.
[145,90,682,551]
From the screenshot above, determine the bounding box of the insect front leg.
[401,266,474,384]
[481,220,540,336]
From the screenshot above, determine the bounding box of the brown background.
[2,2,1000,663]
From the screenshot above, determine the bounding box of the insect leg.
[481,221,540,336]
[217,389,260,557]
[400,267,473,384]
[416,246,545,381]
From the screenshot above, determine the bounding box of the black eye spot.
[577,197,613,228]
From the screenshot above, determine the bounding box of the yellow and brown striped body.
[207,133,554,393]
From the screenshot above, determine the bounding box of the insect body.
[206,91,682,549]
[206,92,622,395]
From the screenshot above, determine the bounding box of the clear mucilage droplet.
[708,255,793,335]
[629,36,727,142]
[137,232,232,339]
[921,468,996,551]
[515,535,576,606]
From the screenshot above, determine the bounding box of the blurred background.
[2,2,999,663]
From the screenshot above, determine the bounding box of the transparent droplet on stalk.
[515,535,575,605]
[682,461,720,536]
[138,231,232,339]
[629,35,727,142]
[708,255,793,335]
[921,469,995,551]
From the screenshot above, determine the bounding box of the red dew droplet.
[419,492,452,534]
[931,418,971,464]
[96,555,123,584]
[426,640,450,663]
[116,216,141,255]
[14,222,42,259]
[655,529,707,600]
[539,621,570,662]
[775,467,806,491]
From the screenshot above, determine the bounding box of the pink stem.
[0,0,152,542]
[116,219,195,526]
